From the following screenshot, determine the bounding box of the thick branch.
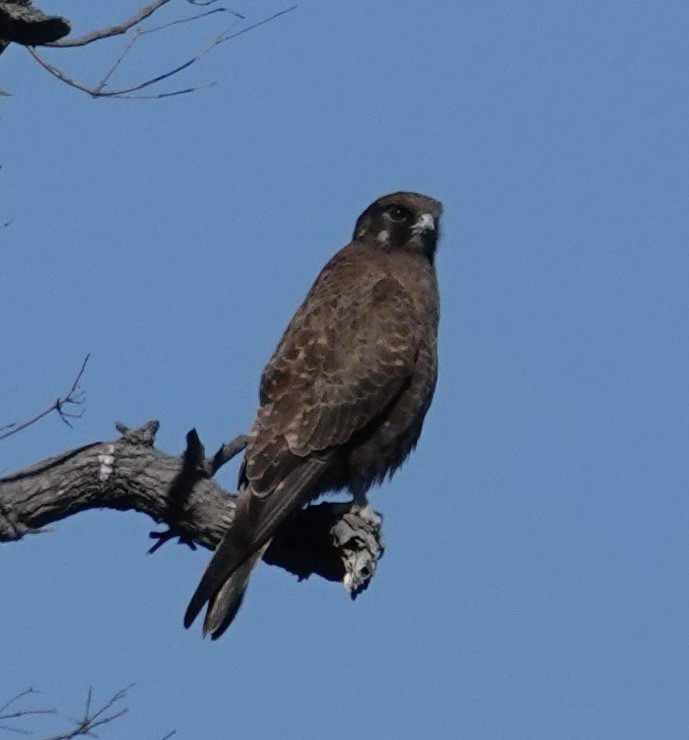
[0,422,384,591]
[0,0,69,54]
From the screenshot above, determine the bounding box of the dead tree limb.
[48,0,174,48]
[0,684,149,739]
[0,687,57,735]
[22,4,297,99]
[0,354,90,441]
[0,421,384,593]
[0,0,69,55]
[46,684,133,740]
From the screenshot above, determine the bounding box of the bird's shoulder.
[260,244,417,394]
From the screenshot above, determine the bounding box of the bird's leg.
[350,485,380,528]
[351,484,368,510]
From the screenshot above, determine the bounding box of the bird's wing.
[246,264,423,492]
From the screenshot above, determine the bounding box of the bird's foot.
[349,504,382,529]
[333,503,385,598]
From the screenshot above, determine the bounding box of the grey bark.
[0,421,384,592]
[0,0,69,54]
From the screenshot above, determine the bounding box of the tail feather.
[184,453,334,636]
[203,545,267,639]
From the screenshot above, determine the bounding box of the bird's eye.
[386,206,408,223]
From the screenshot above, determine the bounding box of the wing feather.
[247,250,422,494]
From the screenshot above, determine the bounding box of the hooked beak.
[412,213,436,234]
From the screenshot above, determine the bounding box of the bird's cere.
[413,213,436,233]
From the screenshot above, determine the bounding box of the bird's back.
[243,239,439,499]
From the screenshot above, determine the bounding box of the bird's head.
[353,191,443,261]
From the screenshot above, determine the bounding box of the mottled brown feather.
[184,191,443,638]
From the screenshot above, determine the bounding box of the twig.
[0,687,57,735]
[114,83,216,100]
[187,0,232,7]
[0,684,173,737]
[46,684,133,740]
[213,4,296,46]
[211,433,248,474]
[28,45,211,98]
[27,5,297,100]
[47,0,172,47]
[0,688,35,715]
[141,7,234,35]
[96,28,141,92]
[0,354,90,441]
[148,524,198,553]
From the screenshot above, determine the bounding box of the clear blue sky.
[2,1,689,737]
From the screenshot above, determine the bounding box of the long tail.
[183,455,332,639]
[200,544,269,638]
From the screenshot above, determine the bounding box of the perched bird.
[184,191,443,638]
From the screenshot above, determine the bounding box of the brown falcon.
[184,191,443,638]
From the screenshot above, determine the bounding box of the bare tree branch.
[0,354,90,441]
[0,684,159,738]
[25,5,297,100]
[46,684,133,740]
[0,0,69,54]
[46,0,241,48]
[47,0,173,48]
[0,421,384,593]
[210,432,249,474]
[0,687,57,735]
